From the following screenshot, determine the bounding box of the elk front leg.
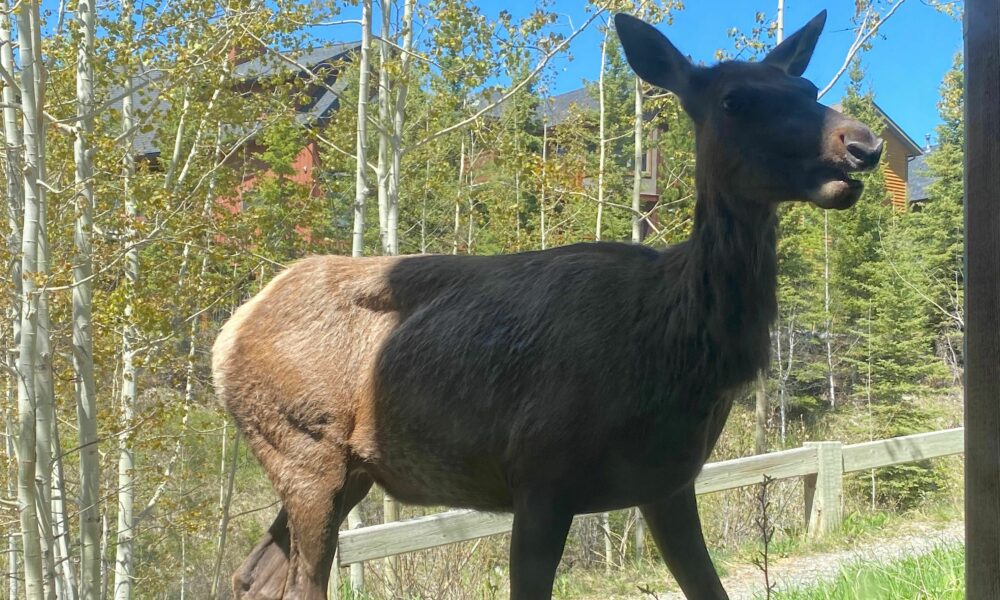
[640,485,728,599]
[509,494,573,600]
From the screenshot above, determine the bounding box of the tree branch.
[415,6,608,147]
[818,0,907,99]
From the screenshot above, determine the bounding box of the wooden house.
[126,42,360,208]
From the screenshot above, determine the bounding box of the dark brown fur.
[213,11,882,600]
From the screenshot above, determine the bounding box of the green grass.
[765,544,964,600]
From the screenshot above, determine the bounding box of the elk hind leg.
[640,485,728,599]
[282,457,376,600]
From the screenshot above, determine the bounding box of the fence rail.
[336,427,964,566]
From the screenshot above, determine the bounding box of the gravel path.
[632,521,964,599]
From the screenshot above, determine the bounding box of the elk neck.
[653,162,779,389]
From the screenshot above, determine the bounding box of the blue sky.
[314,1,962,147]
[40,0,958,147]
[474,0,963,147]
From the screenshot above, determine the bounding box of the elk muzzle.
[808,116,884,210]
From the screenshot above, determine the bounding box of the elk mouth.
[806,165,867,210]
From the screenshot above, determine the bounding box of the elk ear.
[763,10,827,76]
[615,13,693,98]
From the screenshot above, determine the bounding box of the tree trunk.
[4,411,19,600]
[29,0,56,593]
[0,14,23,594]
[540,121,548,249]
[50,420,77,600]
[633,507,645,560]
[631,76,643,243]
[14,1,45,595]
[376,1,391,254]
[776,0,785,43]
[388,0,414,256]
[775,316,795,447]
[823,212,836,407]
[100,509,109,600]
[210,430,240,600]
[113,8,138,593]
[754,373,768,454]
[162,88,189,191]
[452,136,466,255]
[72,0,101,597]
[595,26,610,241]
[352,0,373,257]
[600,512,613,569]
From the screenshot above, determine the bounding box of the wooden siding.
[885,165,908,211]
[881,132,911,211]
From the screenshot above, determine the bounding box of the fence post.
[347,506,365,592]
[803,441,843,538]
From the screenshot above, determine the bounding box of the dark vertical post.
[964,0,1000,596]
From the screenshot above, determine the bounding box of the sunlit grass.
[766,544,964,600]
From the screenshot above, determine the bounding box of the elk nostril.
[846,140,881,166]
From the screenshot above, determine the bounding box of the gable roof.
[116,42,360,157]
[540,87,597,125]
[233,42,360,80]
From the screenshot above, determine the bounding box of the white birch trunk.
[776,0,785,44]
[345,7,374,588]
[595,27,610,241]
[600,512,613,569]
[209,431,240,599]
[376,1,391,254]
[452,136,466,255]
[4,411,18,600]
[50,418,76,600]
[73,1,101,597]
[381,5,410,578]
[28,1,56,593]
[162,88,189,191]
[352,0,373,257]
[466,136,475,253]
[776,316,795,446]
[513,96,521,246]
[633,508,645,559]
[631,77,643,243]
[113,10,138,594]
[540,121,548,249]
[595,27,612,548]
[866,303,876,509]
[100,509,109,600]
[823,212,836,406]
[3,8,23,590]
[0,0,21,317]
[15,1,45,595]
[754,373,768,454]
[387,0,414,255]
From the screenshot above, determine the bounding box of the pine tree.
[909,53,964,380]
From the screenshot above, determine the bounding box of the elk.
[212,10,882,600]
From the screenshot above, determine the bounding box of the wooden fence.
[334,427,964,567]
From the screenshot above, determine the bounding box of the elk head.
[615,10,883,210]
